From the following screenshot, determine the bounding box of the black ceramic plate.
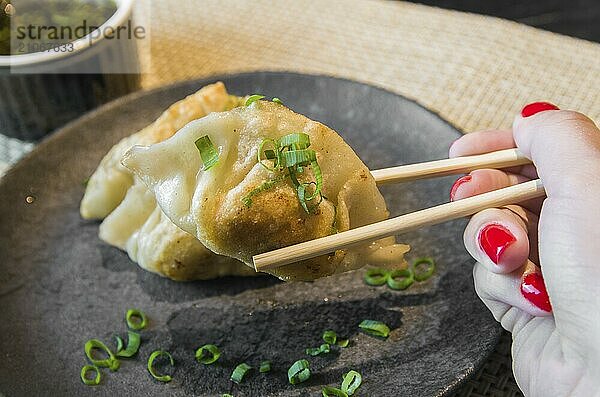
[0,72,500,396]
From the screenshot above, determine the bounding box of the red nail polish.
[521,272,552,312]
[478,224,516,264]
[521,102,559,117]
[450,175,472,201]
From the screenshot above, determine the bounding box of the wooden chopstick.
[253,179,545,271]
[371,148,530,184]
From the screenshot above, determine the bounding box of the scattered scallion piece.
[147,350,174,383]
[358,320,391,339]
[80,365,101,386]
[195,344,221,365]
[222,394,234,397]
[413,257,436,281]
[114,335,124,353]
[116,331,141,358]
[341,370,362,395]
[364,268,389,286]
[230,363,252,384]
[126,308,147,330]
[288,359,310,385]
[245,94,265,106]
[306,343,330,356]
[387,268,414,290]
[337,339,350,348]
[272,97,283,105]
[85,339,120,371]
[259,360,271,373]
[195,135,219,171]
[322,330,337,345]
[322,386,348,397]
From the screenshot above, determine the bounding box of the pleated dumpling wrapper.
[80,82,255,280]
[80,82,243,220]
[123,100,409,281]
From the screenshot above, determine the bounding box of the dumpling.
[81,82,243,219]
[123,100,409,281]
[80,82,255,280]
[99,182,256,280]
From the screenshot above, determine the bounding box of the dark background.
[409,0,600,42]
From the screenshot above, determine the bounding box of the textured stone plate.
[0,72,500,396]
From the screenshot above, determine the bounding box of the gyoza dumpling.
[99,183,256,280]
[80,82,254,280]
[80,82,243,219]
[123,100,409,281]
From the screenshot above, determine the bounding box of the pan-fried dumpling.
[80,82,254,280]
[99,182,256,280]
[80,82,242,219]
[123,101,409,281]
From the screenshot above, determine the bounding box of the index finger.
[449,129,538,179]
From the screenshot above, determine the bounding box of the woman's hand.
[449,102,600,397]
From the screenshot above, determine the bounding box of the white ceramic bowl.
[0,0,141,140]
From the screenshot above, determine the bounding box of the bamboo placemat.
[2,2,599,395]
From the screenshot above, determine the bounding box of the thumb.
[512,105,600,362]
[513,106,600,198]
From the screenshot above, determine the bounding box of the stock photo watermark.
[1,0,151,74]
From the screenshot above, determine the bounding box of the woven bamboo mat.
[2,1,599,395]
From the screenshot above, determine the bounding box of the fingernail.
[521,102,559,117]
[450,175,472,201]
[478,224,516,264]
[521,272,552,312]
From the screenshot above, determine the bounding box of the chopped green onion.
[245,94,265,106]
[288,359,310,385]
[222,394,233,397]
[323,330,337,345]
[80,365,101,386]
[242,175,285,208]
[272,97,283,105]
[195,344,221,365]
[387,268,414,290]
[279,132,311,149]
[364,268,389,286]
[341,370,362,395]
[147,350,174,383]
[85,339,120,371]
[306,159,323,198]
[126,308,148,330]
[116,331,141,358]
[255,132,324,213]
[257,138,280,171]
[297,182,323,213]
[264,149,277,159]
[306,343,330,356]
[114,335,124,353]
[230,363,252,384]
[322,386,349,397]
[413,257,436,281]
[195,135,219,170]
[259,360,271,373]
[281,149,316,167]
[359,320,391,338]
[337,339,350,348]
[305,347,321,356]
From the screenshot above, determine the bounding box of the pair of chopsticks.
[253,148,545,271]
